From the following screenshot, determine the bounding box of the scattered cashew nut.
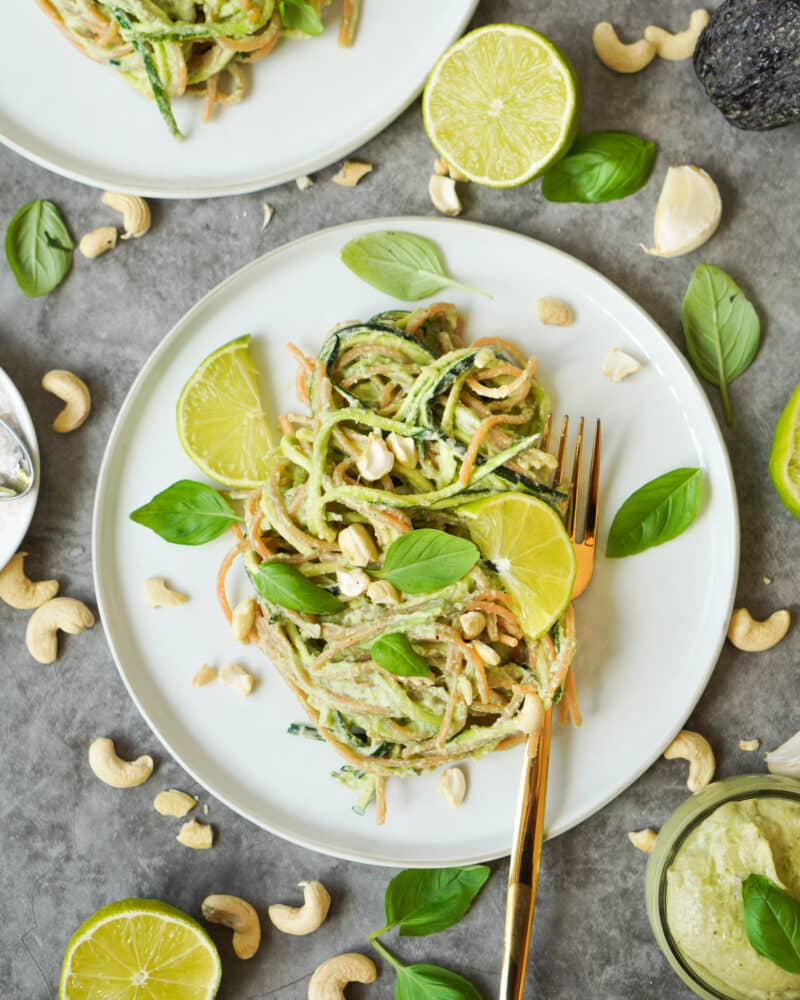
[154,789,197,817]
[739,738,761,752]
[537,298,574,327]
[79,226,117,259]
[177,817,213,849]
[664,730,715,793]
[644,10,710,60]
[89,737,153,788]
[220,661,255,696]
[727,608,790,652]
[459,610,486,640]
[268,880,331,936]
[0,552,58,609]
[515,691,545,737]
[332,161,373,187]
[26,596,94,664]
[593,22,656,74]
[41,369,91,433]
[439,767,467,808]
[101,191,151,239]
[295,175,314,191]
[202,894,261,959]
[628,828,658,853]
[192,663,217,687]
[308,953,377,1000]
[231,598,256,642]
[429,174,462,217]
[145,577,188,608]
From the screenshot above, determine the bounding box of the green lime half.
[770,382,800,519]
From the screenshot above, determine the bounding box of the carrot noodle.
[459,415,511,485]
[287,342,314,373]
[375,776,387,825]
[339,0,360,46]
[202,75,218,122]
[217,541,245,623]
[472,336,528,366]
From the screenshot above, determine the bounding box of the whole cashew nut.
[101,191,151,239]
[664,730,715,793]
[628,828,658,853]
[0,552,58,609]
[592,22,656,73]
[269,881,331,936]
[644,10,710,60]
[41,370,91,433]
[88,737,154,788]
[308,953,377,1000]
[727,608,790,652]
[79,226,117,259]
[202,894,261,959]
[26,596,94,664]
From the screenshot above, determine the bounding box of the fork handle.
[499,706,554,999]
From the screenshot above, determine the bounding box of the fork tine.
[566,418,584,540]
[555,415,569,485]
[582,420,602,548]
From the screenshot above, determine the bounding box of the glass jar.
[645,773,800,1000]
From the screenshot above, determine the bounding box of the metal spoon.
[0,417,35,500]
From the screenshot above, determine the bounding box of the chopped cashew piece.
[428,174,462,217]
[26,597,94,664]
[459,610,486,640]
[202,895,261,959]
[515,692,545,736]
[386,432,418,469]
[268,880,331,936]
[727,608,790,652]
[145,577,188,608]
[592,22,656,73]
[739,739,761,752]
[192,663,217,687]
[0,552,58,609]
[332,160,373,187]
[336,568,370,598]
[261,202,274,230]
[602,348,642,383]
[644,166,722,258]
[338,524,378,567]
[366,580,400,606]
[439,767,467,808]
[356,432,394,481]
[88,737,153,788]
[628,829,658,853]
[295,175,314,191]
[537,298,573,327]
[101,191,151,239]
[41,370,91,432]
[231,598,256,641]
[472,640,501,666]
[79,226,117,259]
[664,730,715,793]
[644,10,710,60]
[154,789,197,817]
[308,953,377,1000]
[177,817,213,850]
[220,661,255,696]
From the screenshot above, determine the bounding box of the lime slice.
[177,334,272,488]
[460,492,576,637]
[422,24,580,188]
[60,898,222,999]
[770,382,800,519]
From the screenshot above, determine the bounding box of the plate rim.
[0,4,479,199]
[91,216,739,866]
[0,367,40,571]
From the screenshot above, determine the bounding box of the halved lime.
[60,898,222,999]
[770,382,800,519]
[459,492,576,637]
[422,24,580,188]
[177,334,273,488]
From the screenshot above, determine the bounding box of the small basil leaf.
[743,874,800,974]
[371,633,432,678]
[682,263,761,426]
[279,0,324,35]
[253,562,344,615]
[385,866,491,937]
[606,468,703,558]
[395,963,483,1000]
[5,200,74,297]
[541,131,656,204]
[340,231,489,301]
[376,529,479,594]
[130,480,240,545]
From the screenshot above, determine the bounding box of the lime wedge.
[422,23,580,188]
[459,492,576,637]
[177,334,273,488]
[60,898,222,999]
[770,382,800,519]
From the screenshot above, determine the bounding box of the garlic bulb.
[766,730,800,777]
[643,166,722,258]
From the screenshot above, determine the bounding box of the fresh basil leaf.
[130,480,240,545]
[371,633,432,678]
[340,231,489,301]
[5,200,74,297]
[682,263,761,426]
[385,866,491,937]
[743,874,800,973]
[606,468,703,558]
[376,529,479,594]
[395,963,483,1000]
[253,562,344,615]
[279,0,324,35]
[541,131,655,203]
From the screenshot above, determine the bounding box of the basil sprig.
[541,131,656,203]
[394,961,482,1000]
[371,633,432,679]
[130,480,242,544]
[253,562,344,615]
[606,468,703,558]
[340,231,490,301]
[5,199,74,297]
[375,529,479,594]
[743,874,800,973]
[278,0,323,34]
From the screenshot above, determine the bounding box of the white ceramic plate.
[0,368,40,572]
[93,218,738,866]
[0,3,477,198]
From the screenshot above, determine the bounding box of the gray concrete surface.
[2,1,799,997]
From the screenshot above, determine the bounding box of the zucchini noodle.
[231,304,578,821]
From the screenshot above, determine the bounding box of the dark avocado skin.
[694,0,800,130]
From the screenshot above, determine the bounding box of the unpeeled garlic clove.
[643,166,721,258]
[766,730,800,777]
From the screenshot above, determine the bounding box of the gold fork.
[498,415,602,1000]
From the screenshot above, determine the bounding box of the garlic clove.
[428,174,462,217]
[766,730,800,777]
[643,166,722,258]
[602,348,642,382]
